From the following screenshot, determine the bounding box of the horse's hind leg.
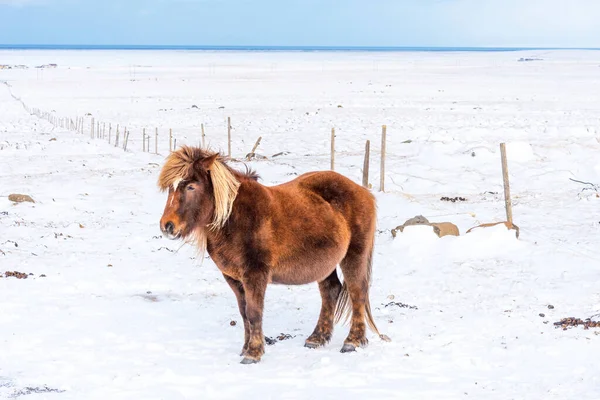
[338,252,370,352]
[305,269,342,349]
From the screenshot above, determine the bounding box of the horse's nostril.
[165,221,175,234]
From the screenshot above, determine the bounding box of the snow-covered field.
[1,49,600,399]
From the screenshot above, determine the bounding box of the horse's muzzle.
[161,221,181,240]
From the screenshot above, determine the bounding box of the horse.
[158,146,385,364]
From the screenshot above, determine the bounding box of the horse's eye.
[187,185,195,191]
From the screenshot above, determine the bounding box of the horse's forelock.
[158,146,241,230]
[157,146,216,192]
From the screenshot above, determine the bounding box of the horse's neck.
[235,175,269,206]
[206,177,268,246]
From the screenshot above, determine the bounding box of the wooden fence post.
[363,140,370,188]
[169,128,173,152]
[330,128,335,171]
[227,117,232,157]
[201,123,206,148]
[123,130,130,151]
[499,143,513,223]
[380,125,387,192]
[246,136,262,160]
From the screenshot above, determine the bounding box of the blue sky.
[1,0,600,47]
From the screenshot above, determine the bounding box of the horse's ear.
[202,153,219,170]
[192,153,218,173]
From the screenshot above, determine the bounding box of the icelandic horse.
[158,146,385,364]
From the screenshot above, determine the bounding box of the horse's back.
[277,170,376,242]
[287,170,375,220]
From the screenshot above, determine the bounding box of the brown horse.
[158,146,384,364]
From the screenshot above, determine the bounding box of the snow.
[1,49,600,399]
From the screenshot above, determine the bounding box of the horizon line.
[2,44,600,51]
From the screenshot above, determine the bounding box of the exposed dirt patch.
[265,333,296,345]
[3,271,30,279]
[384,302,418,310]
[10,385,65,398]
[135,292,159,302]
[440,196,467,202]
[554,317,600,330]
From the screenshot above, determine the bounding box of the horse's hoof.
[304,341,322,349]
[240,356,260,365]
[305,332,331,349]
[340,343,357,353]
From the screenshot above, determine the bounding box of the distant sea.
[0,44,595,52]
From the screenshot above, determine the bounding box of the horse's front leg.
[240,267,269,364]
[222,274,250,356]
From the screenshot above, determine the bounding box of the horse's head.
[157,146,240,241]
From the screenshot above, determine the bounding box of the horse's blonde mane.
[158,146,241,232]
[208,159,241,230]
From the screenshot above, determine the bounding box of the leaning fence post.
[380,125,387,192]
[499,143,513,224]
[123,130,130,151]
[246,136,262,160]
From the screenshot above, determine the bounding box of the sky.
[1,0,600,47]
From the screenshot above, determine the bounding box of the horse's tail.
[334,232,389,342]
[334,280,351,327]
[364,239,380,335]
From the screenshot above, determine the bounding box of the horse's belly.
[271,252,342,285]
[271,266,336,285]
[270,218,350,285]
